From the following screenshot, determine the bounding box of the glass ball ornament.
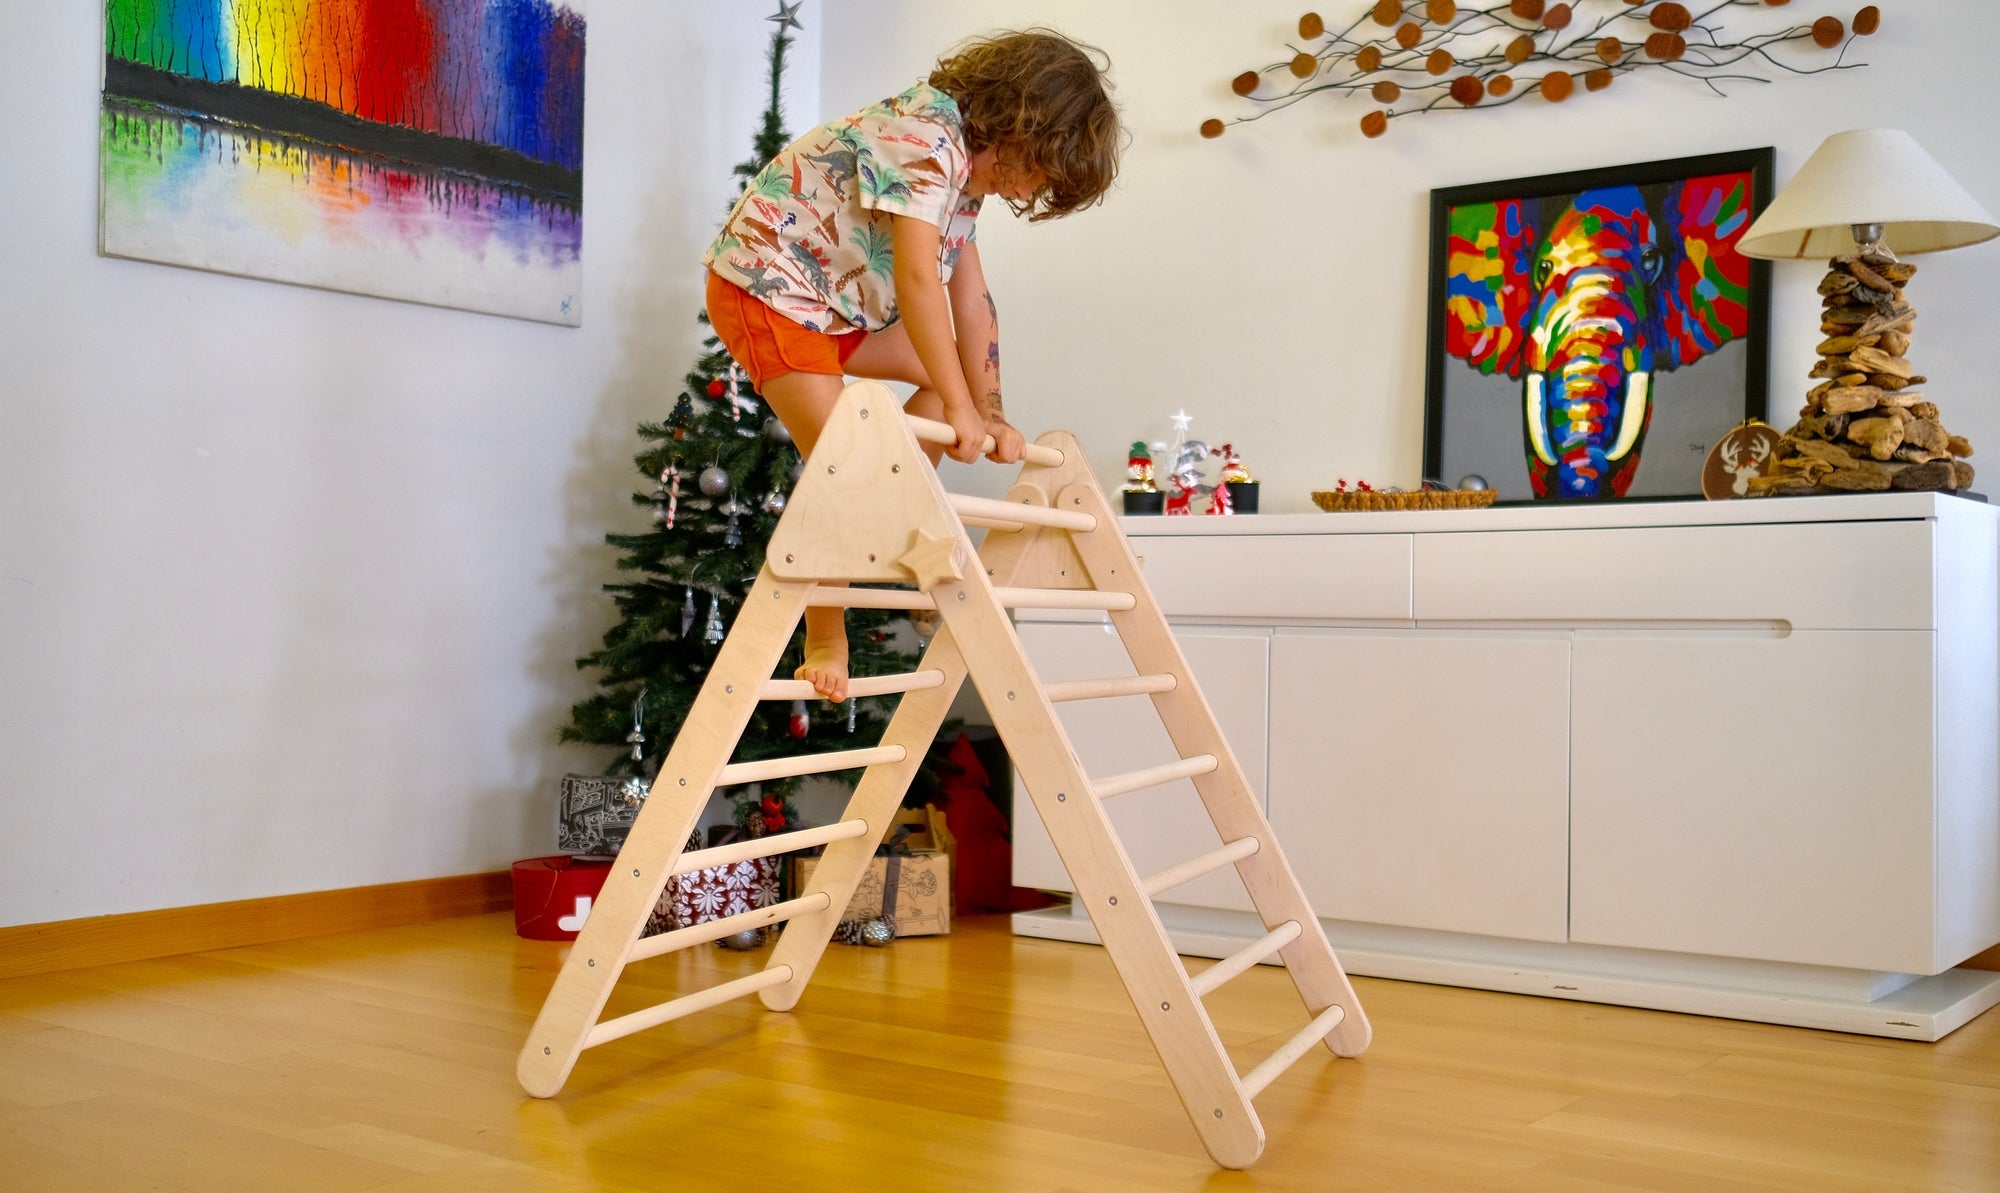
[718,928,764,951]
[762,490,787,515]
[1457,475,1490,491]
[698,466,730,496]
[764,417,792,443]
[858,916,894,947]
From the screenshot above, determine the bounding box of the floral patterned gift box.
[645,830,781,937]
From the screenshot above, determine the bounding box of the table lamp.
[1735,129,1999,496]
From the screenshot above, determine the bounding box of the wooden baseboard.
[0,871,513,981]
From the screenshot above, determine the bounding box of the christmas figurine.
[1120,440,1166,515]
[1164,439,1211,516]
[1209,443,1256,516]
[1218,443,1251,486]
[1123,442,1156,493]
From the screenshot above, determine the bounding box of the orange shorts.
[704,271,865,388]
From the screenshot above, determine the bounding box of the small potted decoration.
[1121,441,1164,514]
[1215,443,1258,514]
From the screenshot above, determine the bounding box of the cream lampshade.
[1739,128,1999,259]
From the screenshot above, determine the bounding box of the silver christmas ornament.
[790,455,805,482]
[625,689,648,763]
[764,416,792,443]
[718,928,763,951]
[761,490,787,515]
[698,466,730,496]
[1458,475,1490,491]
[681,588,697,638]
[704,594,726,644]
[723,492,744,548]
[858,917,894,947]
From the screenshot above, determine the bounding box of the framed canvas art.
[99,0,586,326]
[1423,148,1773,502]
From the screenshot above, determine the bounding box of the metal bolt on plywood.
[515,381,1371,1168]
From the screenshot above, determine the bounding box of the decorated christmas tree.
[560,1,914,809]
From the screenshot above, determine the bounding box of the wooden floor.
[2,913,1997,1193]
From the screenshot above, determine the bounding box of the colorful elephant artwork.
[1442,169,1758,499]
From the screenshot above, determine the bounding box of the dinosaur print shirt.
[702,83,983,334]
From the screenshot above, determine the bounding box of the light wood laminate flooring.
[1,913,1996,1192]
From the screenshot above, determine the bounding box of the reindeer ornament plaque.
[1700,421,1784,500]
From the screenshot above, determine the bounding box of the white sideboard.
[1010,492,2000,1039]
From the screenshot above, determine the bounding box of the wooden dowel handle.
[906,414,1065,467]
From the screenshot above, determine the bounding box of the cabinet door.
[1012,622,1268,911]
[1570,630,1938,973]
[1268,630,1571,942]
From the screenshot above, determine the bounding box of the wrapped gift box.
[793,849,950,937]
[645,829,780,937]
[511,855,612,941]
[557,773,645,857]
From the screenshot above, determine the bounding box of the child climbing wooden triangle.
[516,380,1370,1169]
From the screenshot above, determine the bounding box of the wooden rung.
[626,892,834,964]
[805,588,936,610]
[949,493,1096,533]
[1045,673,1178,703]
[959,512,1029,533]
[759,671,947,700]
[584,966,795,1049]
[1091,753,1218,800]
[802,586,1134,613]
[1141,836,1261,899]
[1188,920,1303,999]
[906,413,1065,467]
[717,745,905,787]
[994,587,1136,612]
[671,818,871,879]
[1239,1003,1348,1100]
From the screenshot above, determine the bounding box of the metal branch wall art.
[1201,1,1882,140]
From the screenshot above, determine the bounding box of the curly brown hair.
[928,29,1122,222]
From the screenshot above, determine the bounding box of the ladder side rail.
[947,440,1268,1171]
[1055,475,1373,1059]
[516,568,814,1098]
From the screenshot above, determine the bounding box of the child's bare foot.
[796,640,850,703]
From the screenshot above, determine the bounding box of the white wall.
[0,4,820,927]
[7,1,1997,929]
[823,1,2000,508]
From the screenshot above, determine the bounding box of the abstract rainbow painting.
[99,0,586,326]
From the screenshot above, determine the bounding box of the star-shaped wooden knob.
[898,532,965,592]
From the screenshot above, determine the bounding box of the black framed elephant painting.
[1423,148,1773,501]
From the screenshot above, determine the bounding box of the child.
[703,28,1122,702]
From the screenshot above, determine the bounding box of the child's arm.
[943,241,1026,464]
[891,215,988,463]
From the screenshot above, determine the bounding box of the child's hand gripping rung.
[906,413,1065,467]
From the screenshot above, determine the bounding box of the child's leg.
[760,370,852,702]
[762,325,949,701]
[845,325,948,467]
